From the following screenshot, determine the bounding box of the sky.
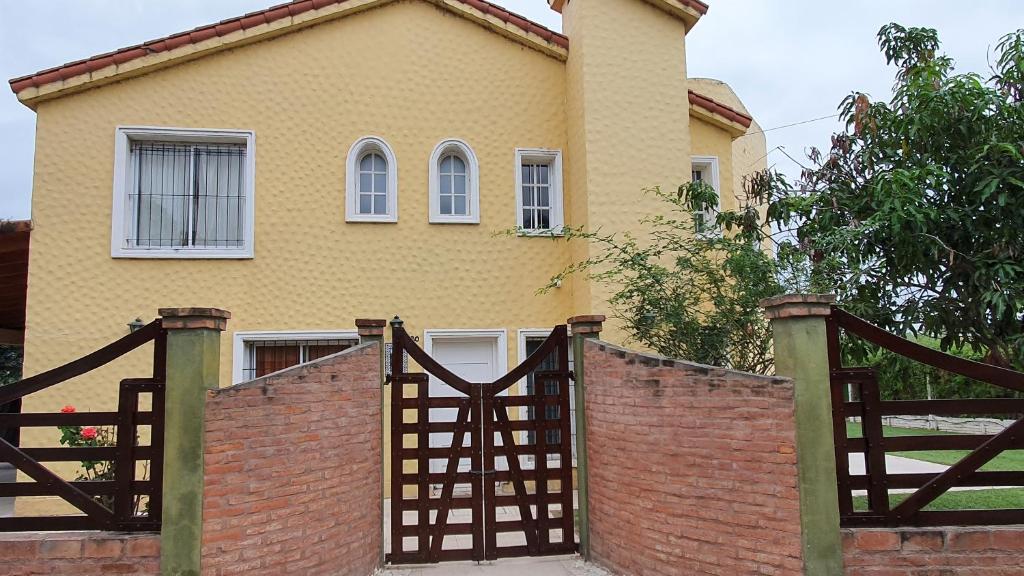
[1,0,1022,220]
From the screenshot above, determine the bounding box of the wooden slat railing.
[0,321,166,532]
[827,306,1024,527]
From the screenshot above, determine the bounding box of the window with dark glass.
[243,339,356,381]
[524,336,561,446]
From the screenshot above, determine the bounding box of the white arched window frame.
[346,136,398,223]
[429,139,480,224]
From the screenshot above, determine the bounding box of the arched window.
[429,139,479,224]
[346,136,397,222]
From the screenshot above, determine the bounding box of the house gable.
[8,0,568,108]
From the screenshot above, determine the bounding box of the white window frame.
[691,155,721,236]
[514,148,564,236]
[346,136,398,223]
[231,329,360,384]
[111,126,256,259]
[428,139,480,224]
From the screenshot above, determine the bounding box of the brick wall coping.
[211,341,377,395]
[586,339,791,385]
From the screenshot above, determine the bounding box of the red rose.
[61,405,76,413]
[81,427,98,440]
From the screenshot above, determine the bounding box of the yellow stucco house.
[8,0,763,507]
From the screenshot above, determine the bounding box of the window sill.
[345,215,398,223]
[111,247,254,259]
[429,217,480,225]
[517,227,565,238]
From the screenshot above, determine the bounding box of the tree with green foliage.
[751,24,1024,369]
[542,185,792,375]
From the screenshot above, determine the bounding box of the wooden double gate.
[387,321,577,564]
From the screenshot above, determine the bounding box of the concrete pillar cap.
[567,314,606,335]
[158,307,230,331]
[355,318,386,337]
[760,294,836,320]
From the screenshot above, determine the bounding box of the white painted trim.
[517,328,554,380]
[345,136,399,223]
[110,126,256,259]
[691,155,721,236]
[422,328,509,381]
[428,139,480,224]
[514,148,564,236]
[231,329,360,384]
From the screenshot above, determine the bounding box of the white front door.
[427,335,502,475]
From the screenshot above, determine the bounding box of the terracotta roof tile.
[8,0,569,94]
[687,89,752,129]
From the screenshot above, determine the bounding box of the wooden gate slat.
[0,438,114,528]
[428,403,471,562]
[388,322,576,565]
[492,399,539,554]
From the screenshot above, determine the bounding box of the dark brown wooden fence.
[0,321,166,532]
[827,306,1024,527]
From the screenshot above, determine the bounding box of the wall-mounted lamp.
[128,318,146,333]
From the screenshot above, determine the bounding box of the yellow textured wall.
[17,0,764,513]
[690,116,736,212]
[19,0,570,511]
[689,77,768,201]
[561,0,692,344]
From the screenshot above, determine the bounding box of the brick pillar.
[567,314,604,560]
[761,295,842,575]
[355,318,386,566]
[158,307,229,576]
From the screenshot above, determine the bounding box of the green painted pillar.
[356,318,386,567]
[761,295,842,576]
[566,314,604,561]
[158,307,230,576]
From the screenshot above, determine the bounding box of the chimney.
[555,0,705,336]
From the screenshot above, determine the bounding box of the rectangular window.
[113,127,255,258]
[521,331,576,464]
[691,156,721,235]
[242,338,357,381]
[515,149,563,234]
[232,330,358,383]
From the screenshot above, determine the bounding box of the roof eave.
[548,0,707,31]
[687,89,752,138]
[9,0,569,110]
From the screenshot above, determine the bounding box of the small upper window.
[429,139,480,223]
[691,156,721,235]
[515,148,563,235]
[111,127,255,259]
[346,137,398,222]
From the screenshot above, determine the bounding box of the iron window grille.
[524,337,573,450]
[520,163,552,231]
[242,338,357,381]
[127,141,247,249]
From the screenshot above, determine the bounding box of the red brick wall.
[843,526,1024,575]
[201,343,381,576]
[584,339,804,575]
[0,532,159,575]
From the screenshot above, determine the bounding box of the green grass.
[844,422,1024,472]
[852,488,1024,511]
[846,422,1024,511]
